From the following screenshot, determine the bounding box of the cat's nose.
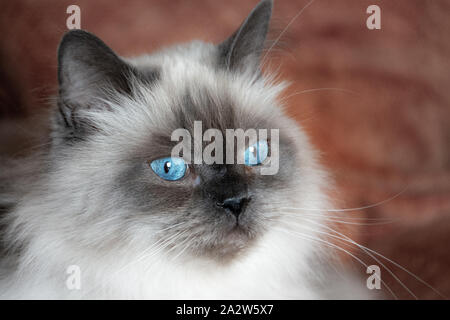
[216,196,251,218]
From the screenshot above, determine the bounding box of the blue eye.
[244,140,269,166]
[150,157,187,181]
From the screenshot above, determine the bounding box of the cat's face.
[53,0,322,263]
[105,75,302,261]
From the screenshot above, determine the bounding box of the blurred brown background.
[0,0,449,299]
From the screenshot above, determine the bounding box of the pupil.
[164,161,171,173]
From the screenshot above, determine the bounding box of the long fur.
[0,1,370,299]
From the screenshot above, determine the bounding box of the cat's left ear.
[218,0,272,74]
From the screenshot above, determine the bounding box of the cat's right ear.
[57,30,133,135]
[58,30,134,106]
[56,30,157,137]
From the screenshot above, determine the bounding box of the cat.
[0,0,371,299]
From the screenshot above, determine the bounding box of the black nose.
[216,196,251,218]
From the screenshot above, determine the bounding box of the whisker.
[81,228,188,297]
[170,235,193,263]
[267,187,408,213]
[300,216,396,226]
[262,0,317,64]
[283,87,359,101]
[300,214,396,222]
[282,212,398,226]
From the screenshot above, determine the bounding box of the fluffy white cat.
[0,0,370,299]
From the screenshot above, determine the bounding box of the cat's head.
[52,0,324,263]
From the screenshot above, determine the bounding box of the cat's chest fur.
[1,224,322,299]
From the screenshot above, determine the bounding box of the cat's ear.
[218,0,272,74]
[56,30,156,135]
[57,30,132,134]
[57,30,135,106]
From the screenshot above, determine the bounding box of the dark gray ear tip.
[59,30,88,64]
[254,0,273,16]
[60,30,90,47]
[245,0,273,37]
[58,30,103,56]
[258,0,274,10]
[217,0,274,72]
[245,0,273,25]
[60,29,92,40]
[57,30,118,83]
[57,30,94,83]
